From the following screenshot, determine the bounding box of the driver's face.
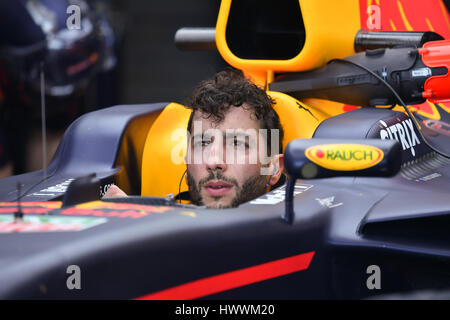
[186,106,269,208]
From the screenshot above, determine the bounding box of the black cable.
[329,58,450,159]
[13,173,55,202]
[178,169,187,204]
[13,61,58,202]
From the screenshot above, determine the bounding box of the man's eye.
[194,140,210,147]
[230,138,247,147]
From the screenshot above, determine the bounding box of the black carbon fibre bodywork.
[0,105,448,299]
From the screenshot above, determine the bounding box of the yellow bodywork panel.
[268,92,323,146]
[115,111,161,195]
[141,103,191,197]
[216,0,361,85]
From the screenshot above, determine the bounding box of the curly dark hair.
[186,69,284,153]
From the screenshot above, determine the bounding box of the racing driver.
[104,69,285,208]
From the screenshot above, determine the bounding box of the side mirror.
[282,139,402,224]
[62,173,100,207]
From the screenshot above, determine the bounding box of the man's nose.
[205,140,227,172]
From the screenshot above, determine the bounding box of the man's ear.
[269,154,284,186]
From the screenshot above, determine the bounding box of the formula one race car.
[0,0,449,300]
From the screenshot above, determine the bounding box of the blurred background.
[110,0,225,104]
[0,0,226,177]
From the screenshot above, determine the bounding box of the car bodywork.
[0,0,449,299]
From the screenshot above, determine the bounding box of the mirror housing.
[62,173,100,207]
[283,139,402,224]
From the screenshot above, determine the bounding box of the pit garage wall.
[109,0,227,105]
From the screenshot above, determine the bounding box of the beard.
[186,169,268,208]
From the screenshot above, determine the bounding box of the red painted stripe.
[135,251,315,300]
